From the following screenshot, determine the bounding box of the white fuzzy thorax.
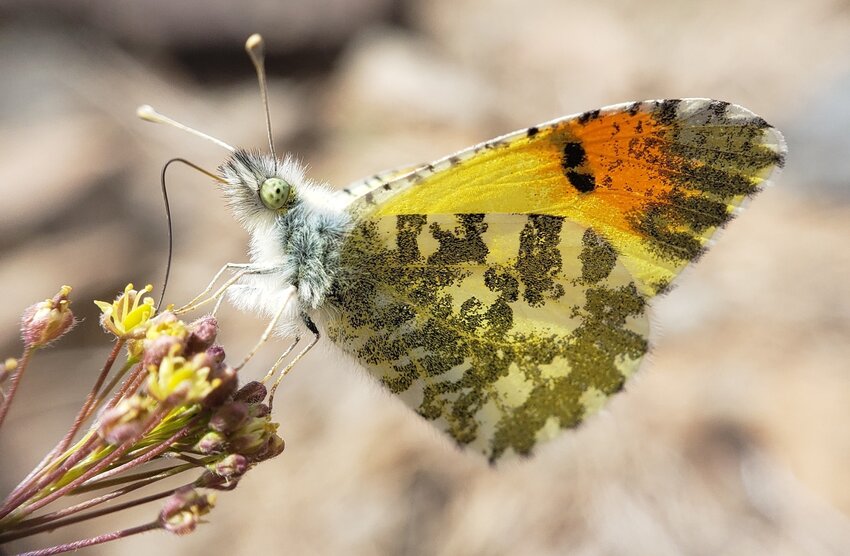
[218,150,352,334]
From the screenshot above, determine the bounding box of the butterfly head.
[218,149,312,232]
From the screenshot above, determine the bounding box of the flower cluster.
[0,284,287,554]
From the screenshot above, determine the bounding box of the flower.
[159,487,216,536]
[146,345,220,405]
[97,396,156,445]
[94,284,156,339]
[20,285,76,348]
[132,311,189,361]
[229,413,283,459]
[208,454,248,479]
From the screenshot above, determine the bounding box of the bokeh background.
[1,0,850,554]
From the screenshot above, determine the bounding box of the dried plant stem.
[0,346,34,428]
[18,521,161,556]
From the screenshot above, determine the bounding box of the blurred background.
[1,0,849,554]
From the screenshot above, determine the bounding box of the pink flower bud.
[142,335,183,368]
[210,402,249,433]
[195,431,226,454]
[203,365,238,408]
[209,454,249,479]
[160,487,215,536]
[20,286,76,348]
[251,403,270,419]
[234,381,266,404]
[205,345,226,365]
[186,316,218,354]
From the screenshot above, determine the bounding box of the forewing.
[327,213,650,461]
[346,99,786,296]
[336,162,427,201]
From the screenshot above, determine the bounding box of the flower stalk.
[0,284,287,554]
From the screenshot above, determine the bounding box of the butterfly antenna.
[157,158,226,308]
[137,105,236,153]
[245,33,277,160]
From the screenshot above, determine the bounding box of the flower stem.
[6,463,196,536]
[0,487,178,543]
[73,463,197,494]
[10,340,126,505]
[83,423,193,485]
[18,521,161,556]
[63,340,125,448]
[0,434,102,521]
[0,346,34,429]
[11,405,173,520]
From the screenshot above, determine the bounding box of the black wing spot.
[578,109,601,125]
[527,126,539,137]
[656,99,682,125]
[708,100,730,117]
[562,142,587,168]
[566,171,595,193]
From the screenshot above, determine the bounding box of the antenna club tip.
[246,33,264,53]
[137,104,159,122]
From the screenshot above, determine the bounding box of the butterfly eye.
[259,178,291,210]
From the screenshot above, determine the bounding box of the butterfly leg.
[260,336,301,384]
[268,314,320,410]
[234,285,298,371]
[175,263,273,315]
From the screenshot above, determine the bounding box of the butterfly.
[141,34,786,462]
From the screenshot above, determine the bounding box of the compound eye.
[259,178,291,210]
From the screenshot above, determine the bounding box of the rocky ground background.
[1,0,850,554]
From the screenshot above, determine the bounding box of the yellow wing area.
[327,213,649,461]
[329,99,786,460]
[347,99,786,295]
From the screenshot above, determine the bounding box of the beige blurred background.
[1,0,850,554]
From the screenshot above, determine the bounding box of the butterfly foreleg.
[267,314,320,410]
[234,284,298,371]
[175,263,274,315]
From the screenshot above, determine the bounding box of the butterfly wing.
[327,99,786,461]
[343,99,786,296]
[337,162,428,200]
